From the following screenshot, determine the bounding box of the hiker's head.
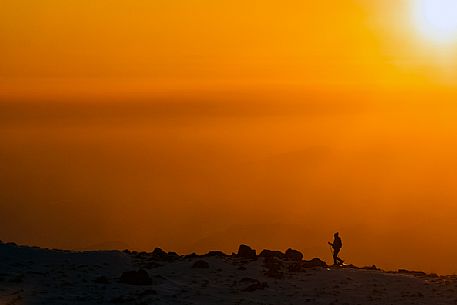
[334,232,339,238]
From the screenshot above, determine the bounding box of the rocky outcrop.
[237,244,256,259]
[259,249,285,259]
[285,248,303,261]
[119,269,152,285]
[302,258,327,268]
[192,260,210,268]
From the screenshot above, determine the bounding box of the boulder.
[184,252,199,259]
[167,251,180,260]
[150,248,179,262]
[284,248,303,261]
[259,249,285,259]
[237,244,256,259]
[205,250,226,257]
[151,248,168,260]
[362,265,380,271]
[398,269,427,277]
[192,260,210,269]
[302,258,327,268]
[119,269,152,285]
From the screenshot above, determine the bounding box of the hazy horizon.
[2,88,457,274]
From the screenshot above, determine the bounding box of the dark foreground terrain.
[0,242,456,305]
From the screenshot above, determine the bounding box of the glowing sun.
[414,0,457,44]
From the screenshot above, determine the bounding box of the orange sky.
[2,0,457,96]
[2,0,457,274]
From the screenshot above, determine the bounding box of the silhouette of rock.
[149,248,179,262]
[151,248,168,259]
[398,269,427,277]
[184,252,199,259]
[237,244,256,259]
[302,258,326,268]
[362,265,380,271]
[285,248,303,261]
[119,269,152,285]
[167,251,180,260]
[205,250,226,257]
[192,260,210,268]
[259,249,285,259]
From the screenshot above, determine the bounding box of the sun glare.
[414,0,457,44]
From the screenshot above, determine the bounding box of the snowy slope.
[0,242,456,305]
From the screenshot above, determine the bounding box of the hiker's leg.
[337,257,343,265]
[333,249,340,265]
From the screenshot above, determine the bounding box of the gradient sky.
[2,0,457,274]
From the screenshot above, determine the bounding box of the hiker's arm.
[328,242,333,246]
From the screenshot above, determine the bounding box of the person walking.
[328,232,343,266]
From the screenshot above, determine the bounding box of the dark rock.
[302,258,327,268]
[167,251,180,260]
[362,265,380,271]
[205,250,226,257]
[398,269,427,276]
[259,249,285,259]
[149,248,179,262]
[237,244,256,259]
[119,269,152,285]
[151,248,168,260]
[238,266,247,270]
[192,260,209,269]
[185,252,198,259]
[285,248,303,261]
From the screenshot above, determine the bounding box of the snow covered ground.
[1,242,456,305]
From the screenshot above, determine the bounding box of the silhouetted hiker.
[328,232,343,266]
